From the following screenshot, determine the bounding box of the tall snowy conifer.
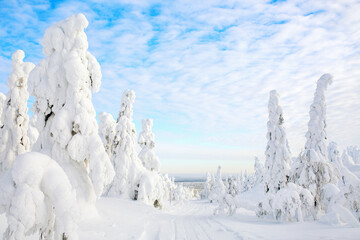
[293,74,338,217]
[264,90,291,194]
[28,14,114,206]
[138,118,161,172]
[107,90,143,199]
[0,50,34,173]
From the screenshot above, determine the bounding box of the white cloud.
[1,0,359,174]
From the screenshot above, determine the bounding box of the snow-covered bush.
[98,112,116,159]
[0,50,34,173]
[106,90,144,198]
[292,74,338,218]
[264,90,291,194]
[257,183,313,222]
[28,14,115,206]
[138,119,161,172]
[0,152,78,239]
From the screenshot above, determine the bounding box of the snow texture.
[28,14,115,206]
[138,119,161,172]
[293,74,338,218]
[264,90,291,194]
[0,92,5,127]
[0,50,34,173]
[0,152,78,239]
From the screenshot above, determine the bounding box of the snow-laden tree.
[28,14,115,207]
[107,90,144,199]
[325,142,360,222]
[0,152,78,240]
[293,74,338,218]
[98,112,116,158]
[254,157,264,184]
[138,119,161,172]
[200,172,213,199]
[0,92,5,127]
[209,166,225,204]
[264,90,291,194]
[0,50,34,173]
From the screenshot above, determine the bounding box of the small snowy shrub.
[0,152,78,240]
[257,183,313,222]
[208,166,225,204]
[0,50,34,173]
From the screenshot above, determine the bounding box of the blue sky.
[1,0,360,175]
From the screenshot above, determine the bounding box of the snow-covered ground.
[2,196,358,240]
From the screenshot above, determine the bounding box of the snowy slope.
[2,197,358,240]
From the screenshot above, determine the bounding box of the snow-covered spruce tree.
[254,156,265,184]
[98,112,116,159]
[138,118,161,172]
[0,50,34,173]
[293,74,338,218]
[28,14,115,207]
[0,152,78,240]
[346,146,360,165]
[209,166,225,204]
[264,90,291,194]
[0,92,5,127]
[107,90,143,199]
[200,172,212,199]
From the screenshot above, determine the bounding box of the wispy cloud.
[1,0,359,174]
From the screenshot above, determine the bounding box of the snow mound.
[0,152,78,239]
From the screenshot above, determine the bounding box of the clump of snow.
[138,119,161,172]
[0,50,34,173]
[264,90,291,194]
[0,152,78,239]
[28,14,115,207]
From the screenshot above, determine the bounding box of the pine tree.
[293,74,338,218]
[0,50,34,173]
[28,14,114,207]
[138,118,161,172]
[264,90,291,194]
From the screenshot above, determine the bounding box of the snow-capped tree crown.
[305,73,333,158]
[117,90,135,122]
[138,119,155,149]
